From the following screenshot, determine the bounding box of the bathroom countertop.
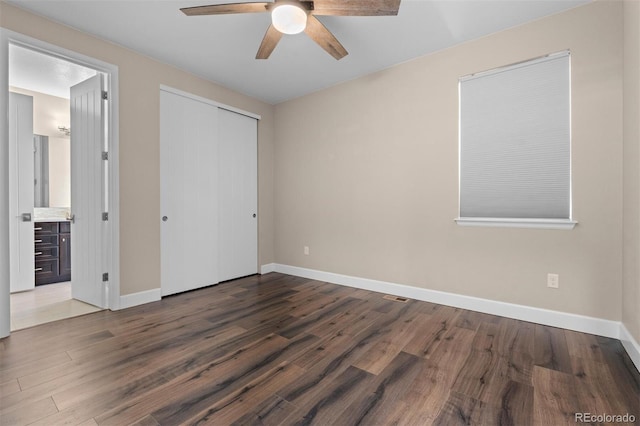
[34,217,71,223]
[33,207,71,223]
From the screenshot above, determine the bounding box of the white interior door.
[160,90,219,296]
[9,92,35,293]
[218,109,258,282]
[70,74,106,308]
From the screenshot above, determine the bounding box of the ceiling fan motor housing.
[271,3,308,34]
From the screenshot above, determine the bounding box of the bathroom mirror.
[33,131,71,209]
[34,134,50,208]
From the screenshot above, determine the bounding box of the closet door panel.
[218,109,258,282]
[160,90,219,296]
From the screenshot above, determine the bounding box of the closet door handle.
[35,252,43,256]
[35,239,43,243]
[35,268,43,272]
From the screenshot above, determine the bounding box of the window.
[456,51,576,229]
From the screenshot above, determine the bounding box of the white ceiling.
[8,0,590,104]
[9,44,97,99]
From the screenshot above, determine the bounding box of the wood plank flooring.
[1,272,638,425]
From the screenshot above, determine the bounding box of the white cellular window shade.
[457,51,575,229]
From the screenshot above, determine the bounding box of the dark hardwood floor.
[1,272,638,425]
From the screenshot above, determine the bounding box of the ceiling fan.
[180,0,401,60]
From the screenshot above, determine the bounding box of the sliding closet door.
[218,109,258,282]
[160,90,219,296]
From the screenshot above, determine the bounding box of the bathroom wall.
[10,86,70,207]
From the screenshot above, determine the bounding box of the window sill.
[455,217,577,230]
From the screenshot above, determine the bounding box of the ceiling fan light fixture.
[271,4,307,35]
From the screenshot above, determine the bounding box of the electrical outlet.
[547,273,559,289]
[304,246,309,255]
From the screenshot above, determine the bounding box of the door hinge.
[102,272,109,282]
[102,151,108,160]
[102,212,109,221]
[102,91,108,100]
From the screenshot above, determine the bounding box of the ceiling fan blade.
[181,2,269,16]
[311,0,401,16]
[304,15,348,60]
[256,25,284,59]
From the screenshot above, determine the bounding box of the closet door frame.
[159,86,261,122]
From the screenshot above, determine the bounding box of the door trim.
[0,29,121,337]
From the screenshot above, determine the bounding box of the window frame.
[455,51,577,230]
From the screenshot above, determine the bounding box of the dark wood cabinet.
[59,233,71,280]
[35,221,71,285]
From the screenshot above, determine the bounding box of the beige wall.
[9,86,71,207]
[47,136,70,207]
[1,2,276,296]
[623,0,640,343]
[275,1,624,320]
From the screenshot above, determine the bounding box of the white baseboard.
[118,288,161,310]
[271,264,622,339]
[620,324,640,372]
[260,263,276,274]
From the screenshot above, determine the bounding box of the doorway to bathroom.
[2,33,120,333]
